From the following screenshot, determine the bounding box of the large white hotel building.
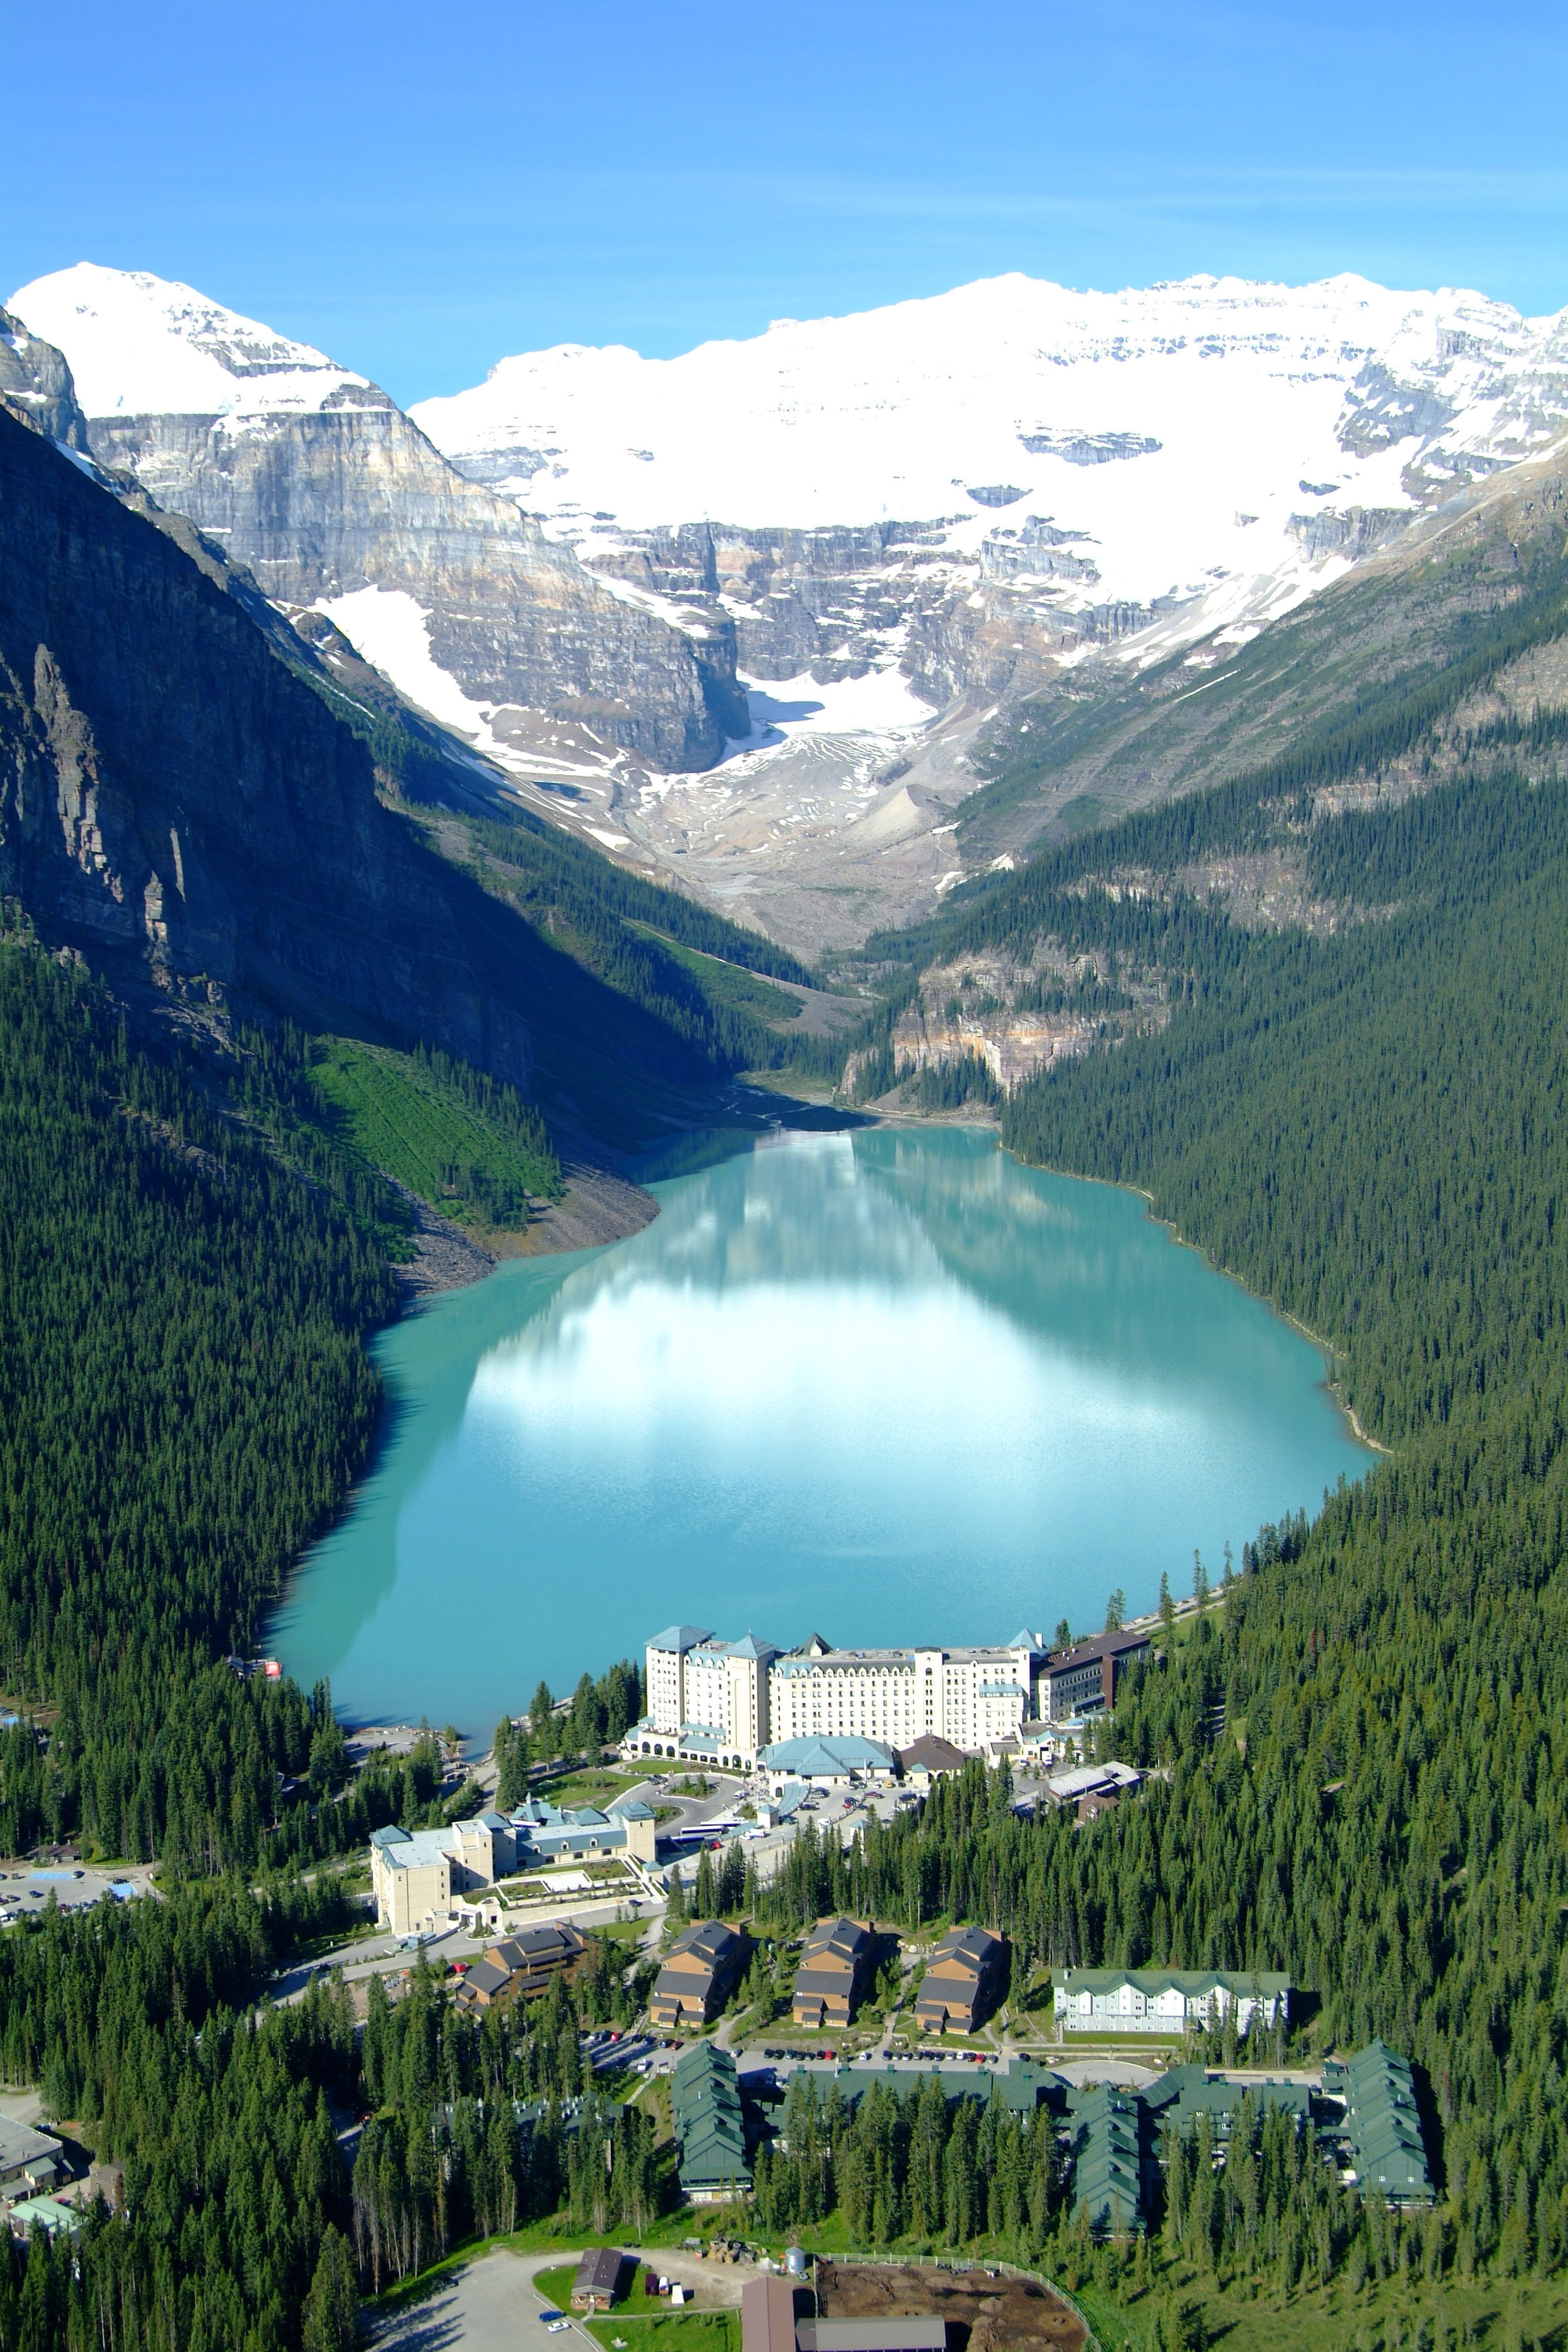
[628,1624,1053,1771]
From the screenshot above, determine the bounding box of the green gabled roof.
[1054,1967,1290,1996]
[1069,2083,1147,2233]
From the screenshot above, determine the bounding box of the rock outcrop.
[0,402,537,1083]
[10,267,747,773]
[0,307,91,450]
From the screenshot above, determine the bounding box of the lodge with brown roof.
[573,2247,627,2308]
[649,1919,747,2031]
[792,1918,875,2030]
[453,1922,586,2011]
[914,1925,1007,2034]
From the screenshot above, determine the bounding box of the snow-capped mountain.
[15,263,1568,953]
[7,265,747,776]
[412,270,1568,694]
[12,265,376,421]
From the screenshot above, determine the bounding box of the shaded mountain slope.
[0,403,826,1166]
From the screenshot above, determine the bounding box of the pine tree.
[302,2225,359,2352]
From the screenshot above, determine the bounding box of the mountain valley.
[16,263,1568,951]
[5,230,1568,2352]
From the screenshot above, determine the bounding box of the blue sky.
[5,0,1565,405]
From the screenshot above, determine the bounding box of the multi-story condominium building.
[915,1925,1007,2034]
[648,1919,748,2031]
[453,1923,587,2013]
[791,1917,876,2030]
[629,1625,1047,1769]
[1051,1967,1290,2036]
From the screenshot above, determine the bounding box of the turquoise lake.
[272,1125,1371,1735]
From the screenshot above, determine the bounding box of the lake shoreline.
[282,1126,1371,1735]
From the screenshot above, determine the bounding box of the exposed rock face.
[10,268,745,773]
[872,948,1170,1092]
[0,404,536,1085]
[82,404,746,769]
[0,308,90,450]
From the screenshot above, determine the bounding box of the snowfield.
[409,270,1568,619]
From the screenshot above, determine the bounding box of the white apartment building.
[628,1625,1046,1769]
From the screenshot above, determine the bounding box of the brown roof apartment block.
[453,1921,586,2011]
[649,1919,747,2031]
[792,1917,876,2030]
[914,1925,1007,2034]
[1043,1629,1151,1721]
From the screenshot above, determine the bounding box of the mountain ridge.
[8,264,748,777]
[18,260,1568,955]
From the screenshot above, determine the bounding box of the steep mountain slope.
[951,433,1568,866]
[0,397,835,1189]
[823,438,1568,1104]
[24,265,1568,956]
[0,398,539,1082]
[8,265,746,775]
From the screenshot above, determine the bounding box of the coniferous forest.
[4,525,1568,2346]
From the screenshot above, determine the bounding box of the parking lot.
[0,1861,156,1923]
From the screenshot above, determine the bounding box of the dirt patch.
[814,2261,1085,2352]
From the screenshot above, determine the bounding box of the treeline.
[0,952,396,1869]
[755,2068,1061,2244]
[465,806,809,985]
[492,1659,642,1803]
[410,1039,561,1202]
[352,1961,659,2291]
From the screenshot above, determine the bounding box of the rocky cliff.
[0,306,90,450]
[0,400,538,1083]
[10,267,746,774]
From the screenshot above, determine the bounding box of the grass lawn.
[532,2262,585,2308]
[587,2313,738,2352]
[1088,2259,1568,2350]
[536,1767,647,1806]
[591,1916,654,1948]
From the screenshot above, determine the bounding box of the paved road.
[368,2248,567,2352]
[271,1895,647,2004]
[368,2246,756,2352]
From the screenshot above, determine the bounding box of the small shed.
[572,2246,626,2310]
